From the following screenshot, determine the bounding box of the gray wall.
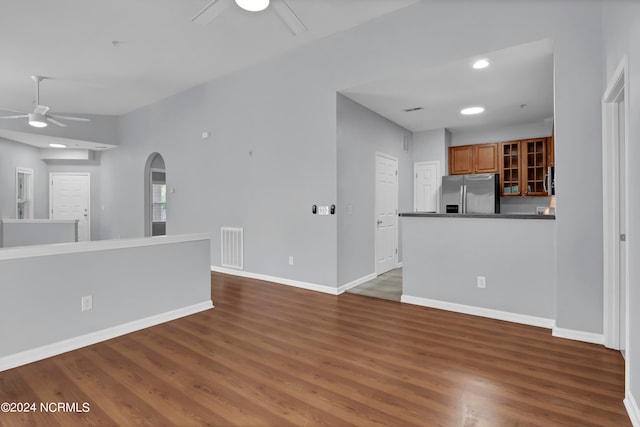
[2,220,77,247]
[602,0,640,414]
[337,94,412,286]
[402,217,556,320]
[413,128,447,171]
[0,236,211,359]
[450,120,553,147]
[0,139,48,220]
[97,1,606,332]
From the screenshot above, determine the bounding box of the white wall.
[99,1,605,333]
[337,94,412,286]
[602,2,640,423]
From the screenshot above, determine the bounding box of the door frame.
[49,172,91,241]
[374,152,399,275]
[413,160,440,213]
[602,55,629,354]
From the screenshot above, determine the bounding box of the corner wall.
[337,94,412,286]
[603,3,640,424]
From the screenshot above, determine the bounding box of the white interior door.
[375,153,398,275]
[50,173,91,241]
[414,161,440,213]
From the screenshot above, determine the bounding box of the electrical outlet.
[289,256,294,265]
[477,276,486,289]
[81,295,93,311]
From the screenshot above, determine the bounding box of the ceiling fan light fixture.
[235,0,269,12]
[28,113,48,128]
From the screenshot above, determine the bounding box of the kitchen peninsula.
[399,212,556,328]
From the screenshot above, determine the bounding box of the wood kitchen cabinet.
[448,145,474,175]
[499,138,550,197]
[474,143,499,173]
[500,141,521,196]
[523,138,548,196]
[448,143,498,175]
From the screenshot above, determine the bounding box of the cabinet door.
[474,143,498,173]
[522,138,548,196]
[448,146,474,175]
[500,141,521,196]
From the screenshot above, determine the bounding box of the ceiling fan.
[192,0,308,36]
[0,76,90,128]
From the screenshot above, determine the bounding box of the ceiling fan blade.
[192,0,229,25]
[47,117,67,127]
[34,105,50,115]
[272,0,307,36]
[48,114,90,122]
[0,114,28,119]
[0,108,28,114]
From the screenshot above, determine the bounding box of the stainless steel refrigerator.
[441,173,500,214]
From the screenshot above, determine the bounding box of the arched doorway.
[144,153,166,237]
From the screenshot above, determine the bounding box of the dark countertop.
[399,212,556,220]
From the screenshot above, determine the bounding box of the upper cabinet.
[448,143,498,175]
[448,145,474,175]
[499,137,552,197]
[450,137,553,197]
[474,143,499,173]
[500,141,521,196]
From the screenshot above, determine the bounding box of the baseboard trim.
[337,273,377,294]
[552,327,604,345]
[625,391,640,427]
[211,266,340,295]
[0,300,213,372]
[400,295,555,329]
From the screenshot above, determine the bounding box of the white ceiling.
[339,39,554,133]
[0,0,417,117]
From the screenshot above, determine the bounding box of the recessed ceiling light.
[460,106,485,115]
[235,0,269,12]
[472,59,490,69]
[49,143,67,148]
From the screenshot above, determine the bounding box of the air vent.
[221,227,243,270]
[403,107,423,112]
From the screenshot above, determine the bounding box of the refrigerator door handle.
[463,185,467,213]
[459,185,464,214]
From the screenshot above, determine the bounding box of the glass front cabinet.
[500,138,550,197]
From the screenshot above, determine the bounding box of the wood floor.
[0,272,630,426]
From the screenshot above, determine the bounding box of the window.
[16,168,34,219]
[152,177,167,222]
